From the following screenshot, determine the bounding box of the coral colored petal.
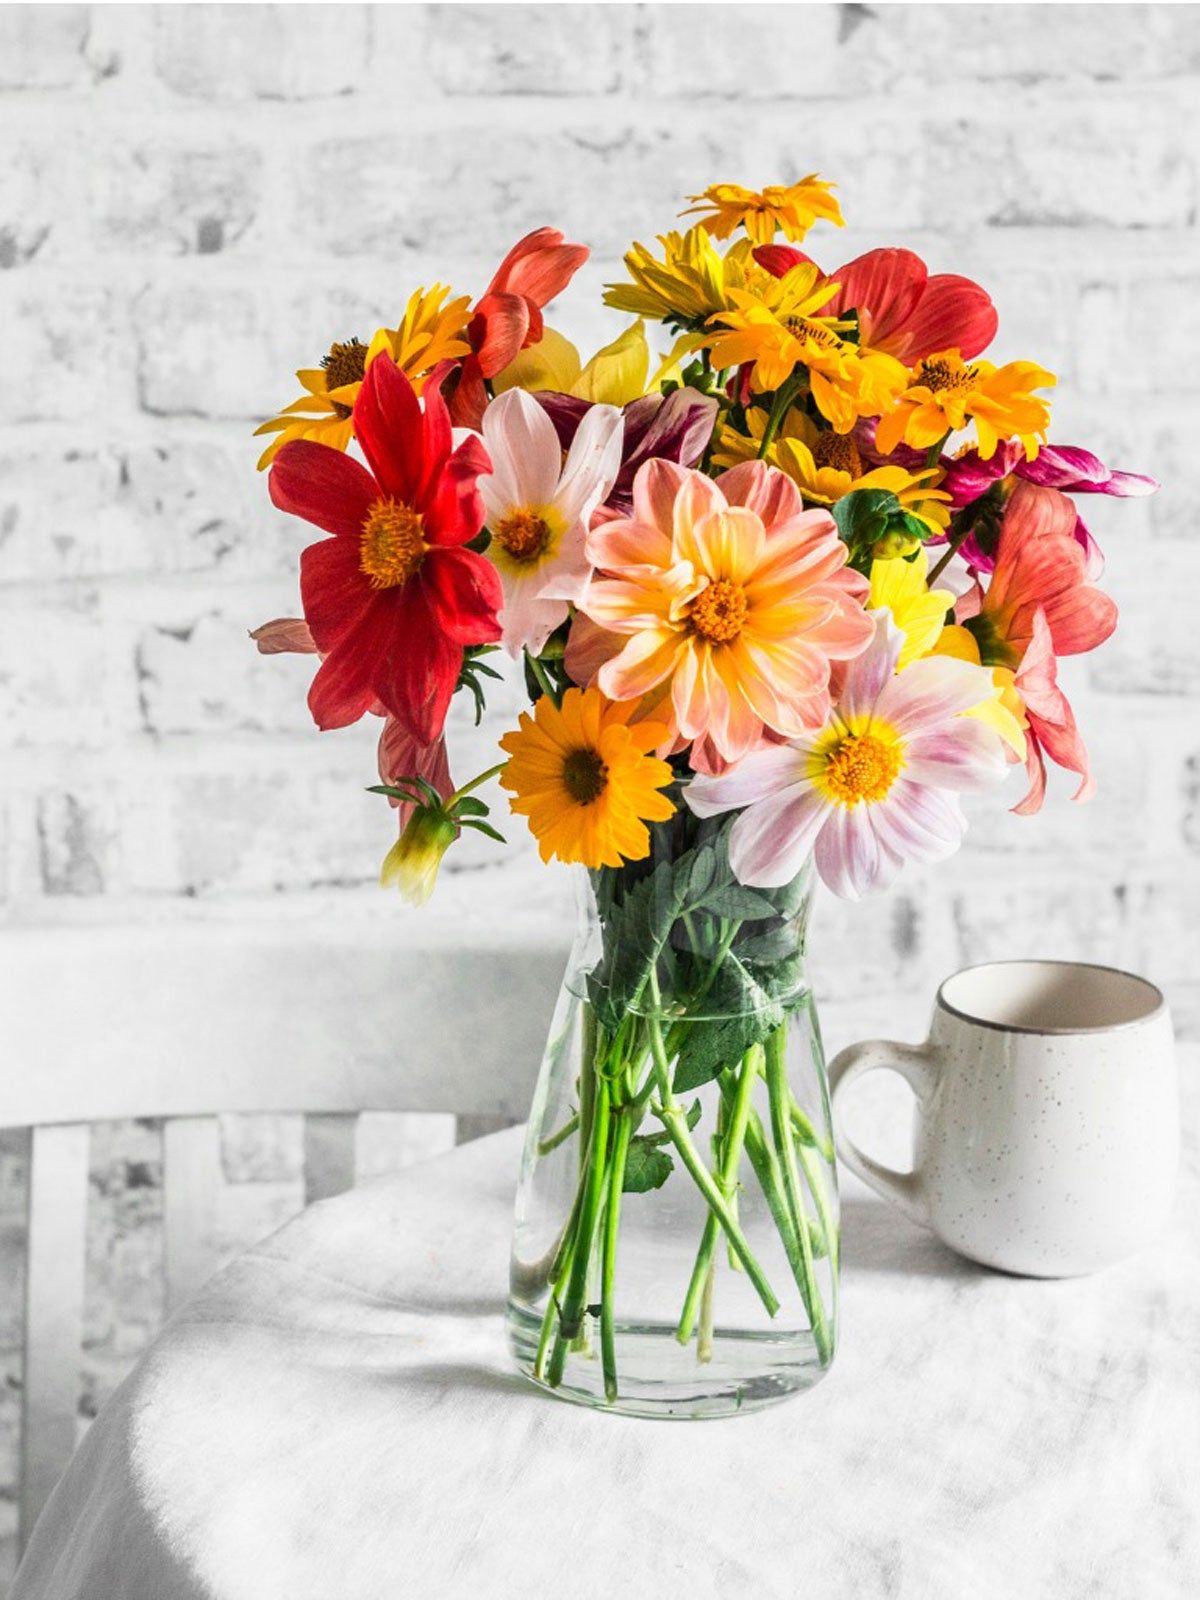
[828,248,927,352]
[587,514,674,575]
[714,460,805,528]
[471,292,531,380]
[683,508,766,586]
[269,441,378,540]
[631,457,694,543]
[249,617,318,655]
[598,628,685,701]
[490,230,589,306]
[729,788,830,888]
[901,275,998,363]
[563,612,623,686]
[351,356,425,504]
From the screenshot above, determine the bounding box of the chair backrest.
[0,920,566,1553]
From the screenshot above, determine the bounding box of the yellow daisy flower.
[873,350,1055,462]
[713,411,952,539]
[868,548,956,668]
[253,283,471,469]
[682,177,845,245]
[603,227,764,324]
[499,688,675,869]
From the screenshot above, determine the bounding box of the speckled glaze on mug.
[828,960,1178,1277]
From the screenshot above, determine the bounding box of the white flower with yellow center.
[686,611,1008,900]
[479,388,624,657]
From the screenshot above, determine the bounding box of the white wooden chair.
[0,921,564,1554]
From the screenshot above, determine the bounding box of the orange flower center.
[493,510,552,564]
[812,431,862,476]
[322,338,368,416]
[689,578,749,644]
[359,499,426,589]
[783,316,840,350]
[823,733,902,806]
[562,748,607,805]
[916,356,979,398]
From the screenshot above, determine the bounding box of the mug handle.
[827,1039,940,1225]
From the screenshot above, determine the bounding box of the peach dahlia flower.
[578,459,873,767]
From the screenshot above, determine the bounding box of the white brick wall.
[2,3,1199,1578]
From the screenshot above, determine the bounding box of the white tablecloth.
[15,1054,1200,1600]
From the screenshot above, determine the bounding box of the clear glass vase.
[506,822,839,1420]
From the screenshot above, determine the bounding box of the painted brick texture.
[2,4,1199,1582]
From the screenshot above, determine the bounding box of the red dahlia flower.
[450,228,589,427]
[754,245,997,364]
[269,355,501,740]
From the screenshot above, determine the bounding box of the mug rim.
[936,958,1167,1037]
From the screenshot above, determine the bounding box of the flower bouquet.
[254,177,1154,1417]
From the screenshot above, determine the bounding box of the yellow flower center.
[812,431,862,476]
[690,578,748,644]
[322,338,368,416]
[561,748,608,805]
[916,356,979,397]
[493,509,553,564]
[821,732,902,806]
[359,499,426,589]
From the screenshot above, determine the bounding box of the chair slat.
[20,1123,90,1552]
[303,1114,357,1204]
[163,1117,222,1314]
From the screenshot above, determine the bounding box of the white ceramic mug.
[828,960,1178,1276]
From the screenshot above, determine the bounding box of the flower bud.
[380,806,458,905]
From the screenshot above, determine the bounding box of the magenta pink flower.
[939,442,1158,577]
[685,612,1006,899]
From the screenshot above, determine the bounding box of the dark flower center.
[562,748,607,805]
[323,338,368,416]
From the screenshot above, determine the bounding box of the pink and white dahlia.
[686,611,1007,899]
[479,387,623,656]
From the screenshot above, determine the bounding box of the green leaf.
[588,851,704,1033]
[832,488,901,555]
[621,1138,674,1194]
[458,819,506,843]
[694,883,780,921]
[674,1010,775,1093]
[451,795,490,818]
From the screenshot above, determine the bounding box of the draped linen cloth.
[14,1069,1200,1600]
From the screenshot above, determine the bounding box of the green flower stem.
[600,1109,633,1402]
[524,649,560,704]
[790,1100,836,1164]
[645,986,780,1319]
[757,373,805,459]
[546,1071,612,1388]
[797,1140,840,1276]
[533,1233,575,1379]
[447,762,505,806]
[764,1026,833,1365]
[536,1113,580,1157]
[676,1044,760,1344]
